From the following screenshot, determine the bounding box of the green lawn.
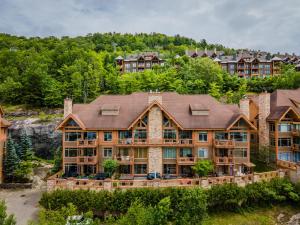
[203,205,300,225]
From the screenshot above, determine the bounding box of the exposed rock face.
[8,118,62,159]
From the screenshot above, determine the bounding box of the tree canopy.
[0,32,299,107]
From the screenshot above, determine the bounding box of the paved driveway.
[0,187,45,225]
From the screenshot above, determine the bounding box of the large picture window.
[163,148,176,159]
[104,132,112,141]
[134,148,147,158]
[230,132,247,142]
[65,132,81,141]
[163,164,176,174]
[198,132,208,142]
[278,138,291,147]
[64,148,78,157]
[278,123,292,132]
[233,148,247,158]
[198,148,208,158]
[179,148,192,157]
[103,147,112,158]
[134,164,147,174]
[163,129,176,139]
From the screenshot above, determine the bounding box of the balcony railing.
[177,157,196,164]
[292,130,300,136]
[214,140,235,148]
[77,156,97,164]
[292,144,300,151]
[77,139,97,148]
[118,138,193,145]
[114,155,133,164]
[215,156,234,165]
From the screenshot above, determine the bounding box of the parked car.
[95,172,108,180]
[147,172,161,180]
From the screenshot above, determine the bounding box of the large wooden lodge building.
[57,92,257,177]
[0,107,10,183]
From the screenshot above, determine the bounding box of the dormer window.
[190,104,209,116]
[101,104,120,116]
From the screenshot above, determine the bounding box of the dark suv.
[147,172,161,180]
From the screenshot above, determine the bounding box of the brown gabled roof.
[65,92,247,130]
[267,89,300,120]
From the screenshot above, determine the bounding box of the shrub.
[192,160,214,177]
[0,200,16,225]
[103,159,118,178]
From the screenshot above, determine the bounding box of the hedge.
[40,178,299,221]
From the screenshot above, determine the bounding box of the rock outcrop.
[9,118,62,159]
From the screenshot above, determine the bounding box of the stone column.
[64,98,73,119]
[258,92,270,147]
[148,105,163,174]
[239,98,250,119]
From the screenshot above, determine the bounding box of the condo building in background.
[187,49,300,78]
[240,89,300,163]
[57,92,256,178]
[115,52,165,73]
[0,106,10,183]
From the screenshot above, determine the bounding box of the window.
[134,129,147,139]
[64,164,78,176]
[104,132,112,141]
[65,132,81,141]
[119,130,132,139]
[278,152,292,161]
[179,131,192,139]
[116,148,129,156]
[269,123,275,132]
[134,148,147,158]
[233,148,247,158]
[65,148,78,157]
[163,164,176,174]
[132,63,136,67]
[230,132,247,142]
[84,132,97,140]
[125,63,131,69]
[198,148,208,158]
[270,138,276,146]
[103,148,112,158]
[278,123,291,132]
[215,132,228,140]
[83,148,96,156]
[146,62,151,67]
[134,164,147,174]
[163,148,176,159]
[278,138,291,147]
[294,124,300,131]
[66,119,79,127]
[199,132,208,142]
[179,148,192,157]
[163,129,176,139]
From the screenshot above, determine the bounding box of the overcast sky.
[1,0,300,54]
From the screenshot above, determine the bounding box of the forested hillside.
[0,32,299,108]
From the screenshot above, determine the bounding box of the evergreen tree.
[20,132,33,161]
[4,138,19,182]
[51,147,62,174]
[14,142,22,160]
[0,201,16,225]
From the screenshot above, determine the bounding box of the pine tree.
[20,132,33,161]
[51,147,62,174]
[4,138,19,182]
[14,142,23,160]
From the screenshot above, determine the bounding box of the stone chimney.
[148,92,162,105]
[258,92,271,147]
[64,98,73,119]
[239,97,250,119]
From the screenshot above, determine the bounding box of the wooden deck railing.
[113,155,133,164]
[277,159,298,171]
[47,170,286,192]
[292,130,300,136]
[118,138,193,145]
[214,140,235,148]
[177,157,196,164]
[77,139,97,147]
[77,156,98,164]
[215,156,234,164]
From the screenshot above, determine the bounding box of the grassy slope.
[203,205,300,225]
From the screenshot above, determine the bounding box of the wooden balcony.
[163,139,193,145]
[215,156,234,165]
[292,144,300,151]
[64,157,77,163]
[177,157,196,165]
[117,138,148,145]
[77,156,98,164]
[292,130,300,136]
[77,139,97,148]
[214,140,235,148]
[114,155,133,164]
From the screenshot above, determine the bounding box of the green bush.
[40,178,300,224]
[192,160,214,177]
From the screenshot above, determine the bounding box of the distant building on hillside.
[185,49,300,78]
[116,52,165,73]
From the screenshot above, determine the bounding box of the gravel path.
[0,186,45,225]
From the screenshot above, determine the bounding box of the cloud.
[0,0,299,54]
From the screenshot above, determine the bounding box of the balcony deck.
[177,157,196,165]
[77,156,98,164]
[77,139,97,148]
[117,138,194,146]
[215,156,234,165]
